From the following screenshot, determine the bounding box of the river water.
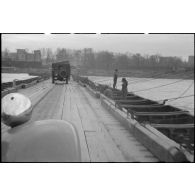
[88,76,194,115]
[2,73,38,83]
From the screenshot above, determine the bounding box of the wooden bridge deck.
[2,80,159,162]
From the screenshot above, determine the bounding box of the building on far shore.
[26,53,35,61]
[34,50,41,62]
[188,56,194,66]
[4,49,42,62]
[9,52,17,61]
[2,49,43,70]
[17,49,26,61]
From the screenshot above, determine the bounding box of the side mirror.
[1,93,32,128]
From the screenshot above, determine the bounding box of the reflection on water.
[89,76,194,115]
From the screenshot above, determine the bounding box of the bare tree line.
[2,47,191,71]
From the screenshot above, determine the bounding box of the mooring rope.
[158,94,194,104]
[132,75,193,93]
[128,71,193,85]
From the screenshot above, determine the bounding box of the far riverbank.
[81,68,194,80]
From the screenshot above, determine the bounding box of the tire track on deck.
[30,85,64,122]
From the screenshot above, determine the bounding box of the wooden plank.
[33,85,63,120]
[70,84,91,162]
[122,104,165,108]
[52,85,66,119]
[151,123,194,129]
[85,130,126,162]
[81,85,159,162]
[102,124,159,162]
[133,110,189,116]
[113,94,138,98]
[76,104,100,132]
[62,85,71,121]
[115,99,150,103]
[103,124,127,131]
[75,87,101,132]
[84,132,108,162]
[61,84,90,162]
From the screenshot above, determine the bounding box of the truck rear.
[52,61,71,84]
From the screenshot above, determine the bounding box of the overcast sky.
[2,34,194,60]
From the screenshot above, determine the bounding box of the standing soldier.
[121,78,128,99]
[113,69,118,89]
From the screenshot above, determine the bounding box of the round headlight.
[2,93,32,127]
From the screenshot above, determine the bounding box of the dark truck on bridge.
[52,61,71,84]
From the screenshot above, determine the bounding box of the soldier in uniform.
[113,69,118,89]
[121,78,128,99]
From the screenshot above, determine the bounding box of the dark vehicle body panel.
[52,61,71,84]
